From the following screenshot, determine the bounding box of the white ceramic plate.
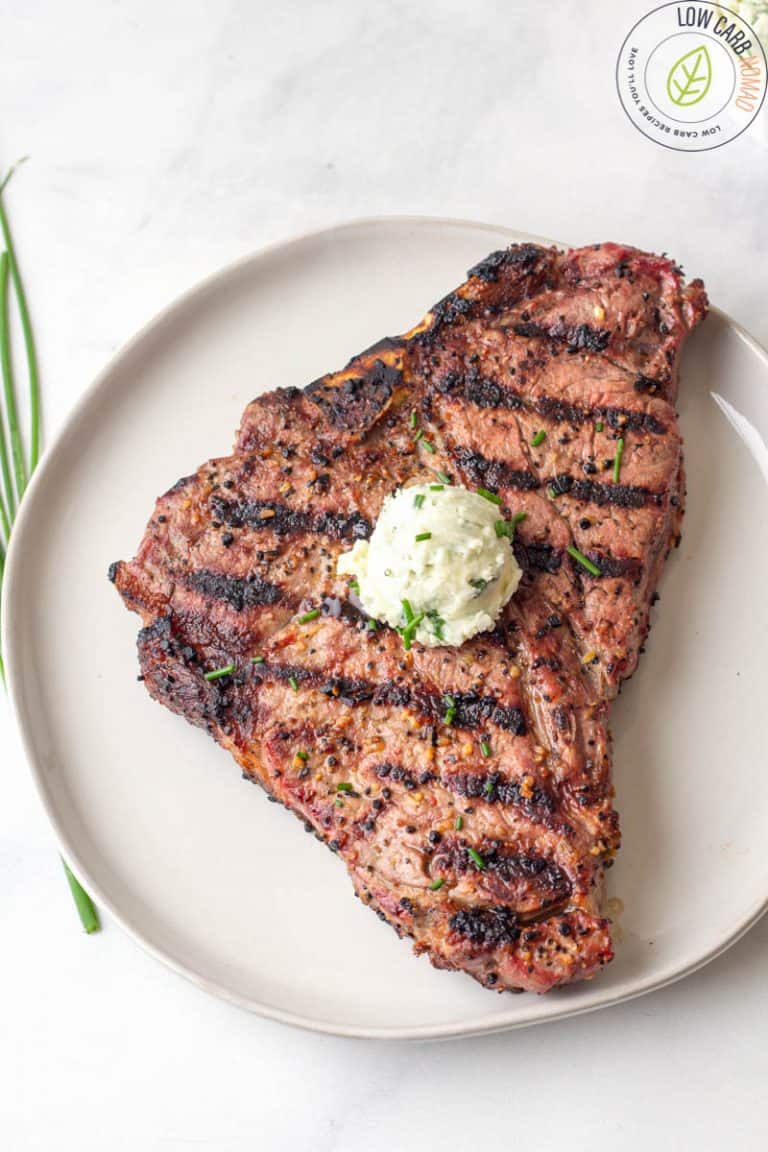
[4,218,768,1040]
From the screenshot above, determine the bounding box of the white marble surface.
[1,1,767,1148]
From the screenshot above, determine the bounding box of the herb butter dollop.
[337,484,522,648]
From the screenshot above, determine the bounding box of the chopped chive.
[295,750,309,761]
[402,599,414,623]
[414,428,424,442]
[429,878,446,891]
[596,420,604,432]
[204,663,234,681]
[444,707,456,726]
[415,531,432,542]
[251,655,265,664]
[409,410,418,428]
[547,485,559,499]
[428,610,445,641]
[613,437,625,483]
[477,487,501,505]
[298,608,320,624]
[531,430,546,447]
[467,846,486,869]
[413,492,426,509]
[435,470,451,484]
[443,693,456,708]
[367,619,378,631]
[289,675,299,692]
[62,861,100,934]
[429,483,444,491]
[480,739,492,757]
[335,796,344,807]
[494,519,511,538]
[483,780,494,796]
[455,816,463,831]
[512,511,527,528]
[348,579,360,592]
[469,577,488,592]
[567,544,601,577]
[421,439,436,453]
[336,781,353,792]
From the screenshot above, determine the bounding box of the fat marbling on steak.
[111,242,707,993]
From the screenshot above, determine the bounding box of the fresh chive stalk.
[298,608,320,624]
[613,437,625,483]
[455,815,463,831]
[415,531,431,542]
[480,740,492,758]
[434,470,451,484]
[567,544,601,577]
[467,847,486,869]
[204,663,234,681]
[413,493,425,509]
[531,430,546,447]
[476,487,501,505]
[0,164,98,932]
[429,878,446,891]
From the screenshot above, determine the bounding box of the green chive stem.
[567,544,601,577]
[298,608,320,624]
[596,420,604,432]
[480,740,492,757]
[0,254,19,518]
[336,781,353,792]
[613,437,625,483]
[413,493,425,509]
[421,439,435,453]
[251,655,265,663]
[467,846,486,869]
[429,878,446,891]
[435,470,451,484]
[204,663,234,681]
[289,675,299,692]
[531,430,546,447]
[476,487,501,505]
[455,815,463,831]
[415,531,431,542]
[0,167,37,484]
[62,860,100,933]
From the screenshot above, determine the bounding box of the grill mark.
[452,446,540,492]
[449,906,521,948]
[436,371,666,434]
[257,666,527,735]
[211,495,371,541]
[513,319,611,354]
[184,568,282,609]
[445,770,555,814]
[513,539,562,575]
[534,394,666,435]
[548,475,662,509]
[513,538,642,581]
[434,841,571,905]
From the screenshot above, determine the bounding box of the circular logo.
[617,3,767,150]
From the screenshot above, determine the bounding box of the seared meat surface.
[111,242,707,993]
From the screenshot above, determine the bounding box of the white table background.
[1,2,767,1148]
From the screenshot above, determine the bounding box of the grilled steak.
[111,242,707,993]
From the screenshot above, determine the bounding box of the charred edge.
[210,495,372,541]
[107,561,119,583]
[184,568,282,609]
[436,371,667,435]
[354,335,407,360]
[305,358,402,431]
[549,475,662,509]
[258,667,526,735]
[466,243,545,283]
[427,292,475,329]
[513,319,611,354]
[449,906,521,948]
[446,770,554,813]
[452,446,539,492]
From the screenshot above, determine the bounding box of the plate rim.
[4,214,768,1040]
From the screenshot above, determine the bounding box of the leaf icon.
[666,44,712,107]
